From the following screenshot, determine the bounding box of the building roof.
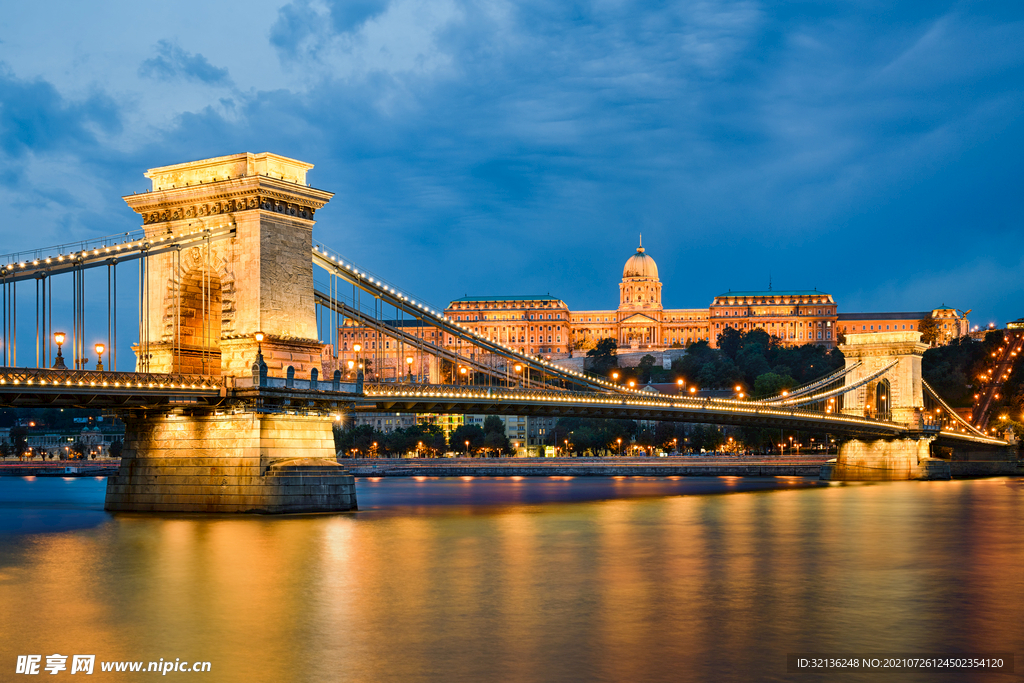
[837,312,928,321]
[714,289,829,298]
[623,239,659,279]
[450,295,563,303]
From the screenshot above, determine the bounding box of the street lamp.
[460,366,468,385]
[52,332,67,369]
[465,440,470,458]
[406,356,414,382]
[94,343,105,371]
[612,371,619,383]
[252,331,268,380]
[617,437,622,456]
[514,363,523,388]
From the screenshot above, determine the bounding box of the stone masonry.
[106,153,356,513]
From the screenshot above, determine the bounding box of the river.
[1,475,1022,682]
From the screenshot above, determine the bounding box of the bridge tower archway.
[173,261,223,376]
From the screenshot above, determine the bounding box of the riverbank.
[344,455,828,477]
[0,460,119,476]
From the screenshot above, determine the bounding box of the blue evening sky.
[1,0,1022,330]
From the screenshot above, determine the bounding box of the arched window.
[875,379,891,420]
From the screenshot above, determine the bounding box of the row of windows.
[450,301,565,310]
[715,308,835,317]
[843,323,916,331]
[454,313,563,321]
[715,320,831,330]
[714,297,832,306]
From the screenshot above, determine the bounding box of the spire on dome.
[638,233,644,253]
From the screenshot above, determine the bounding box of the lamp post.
[353,343,362,382]
[465,440,470,458]
[406,356,414,382]
[617,437,622,456]
[514,363,523,388]
[460,366,468,385]
[252,331,268,383]
[94,343,105,371]
[52,332,67,369]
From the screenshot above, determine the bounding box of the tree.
[754,372,796,398]
[586,337,619,375]
[637,354,657,383]
[919,317,938,345]
[654,421,677,451]
[334,424,381,457]
[109,437,123,459]
[450,424,486,456]
[717,327,743,360]
[9,427,28,458]
[71,440,87,459]
[480,416,512,456]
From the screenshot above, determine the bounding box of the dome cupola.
[622,236,658,279]
[618,235,663,313]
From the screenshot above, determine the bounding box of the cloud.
[1,1,1023,328]
[0,65,121,159]
[138,40,233,86]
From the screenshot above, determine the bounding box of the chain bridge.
[0,153,1014,513]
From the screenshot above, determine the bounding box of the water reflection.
[0,477,1021,682]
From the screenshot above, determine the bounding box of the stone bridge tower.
[822,330,947,481]
[839,331,927,425]
[106,153,355,514]
[123,152,332,379]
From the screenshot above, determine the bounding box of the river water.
[1,475,1022,682]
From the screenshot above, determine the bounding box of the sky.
[1,0,1022,334]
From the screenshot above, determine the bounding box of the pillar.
[820,438,950,481]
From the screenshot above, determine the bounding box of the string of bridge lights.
[0,227,231,278]
[313,244,623,393]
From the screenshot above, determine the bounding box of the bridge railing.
[0,229,149,269]
[0,367,221,390]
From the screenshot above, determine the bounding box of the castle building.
[336,239,968,380]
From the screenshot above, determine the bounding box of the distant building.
[338,240,972,374]
[837,307,969,345]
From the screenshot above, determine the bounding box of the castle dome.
[622,237,658,279]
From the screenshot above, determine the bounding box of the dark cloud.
[2,2,1023,328]
[0,66,121,158]
[270,0,389,60]
[326,0,390,33]
[269,0,324,60]
[138,40,232,86]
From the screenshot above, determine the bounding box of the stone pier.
[105,152,356,513]
[820,438,951,481]
[106,413,355,513]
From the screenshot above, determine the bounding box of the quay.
[345,456,828,477]
[0,460,120,477]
